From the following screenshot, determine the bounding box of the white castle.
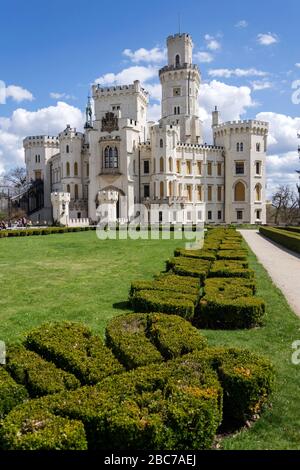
[23,33,268,225]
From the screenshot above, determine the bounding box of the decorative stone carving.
[101,112,119,133]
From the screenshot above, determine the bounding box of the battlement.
[59,126,83,140]
[92,80,149,101]
[23,135,59,148]
[159,63,199,76]
[177,142,224,151]
[215,119,269,130]
[167,33,192,43]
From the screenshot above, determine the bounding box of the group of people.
[0,217,32,230]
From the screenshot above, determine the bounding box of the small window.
[208,211,212,220]
[174,107,177,115]
[143,184,150,198]
[256,162,261,175]
[235,162,245,175]
[240,142,244,152]
[66,145,69,154]
[175,54,180,67]
[74,162,78,176]
[177,106,180,115]
[256,143,261,152]
[173,87,181,96]
[143,160,150,174]
[237,210,243,221]
[218,210,222,220]
[217,162,222,176]
[207,162,212,176]
[66,184,70,194]
[160,139,163,148]
[159,211,163,222]
[256,210,261,220]
[236,143,240,152]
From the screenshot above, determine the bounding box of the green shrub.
[280,226,300,235]
[209,260,254,279]
[6,346,80,397]
[217,250,248,261]
[25,322,124,385]
[174,248,216,261]
[198,278,265,329]
[130,274,200,298]
[0,403,87,450]
[131,289,196,320]
[175,347,274,423]
[219,243,242,250]
[260,227,300,254]
[146,313,207,359]
[0,368,28,418]
[166,257,211,282]
[105,314,163,369]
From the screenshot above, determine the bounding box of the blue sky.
[1,0,300,194]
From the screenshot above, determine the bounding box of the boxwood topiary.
[131,289,196,320]
[166,257,211,282]
[0,368,29,419]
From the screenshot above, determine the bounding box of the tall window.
[186,161,191,175]
[217,186,222,202]
[197,161,202,175]
[207,186,212,202]
[169,157,173,172]
[104,146,118,169]
[160,181,164,198]
[217,162,222,176]
[74,162,78,176]
[176,160,181,173]
[207,162,212,176]
[74,184,79,200]
[67,184,70,194]
[256,143,261,152]
[169,181,173,197]
[236,143,240,152]
[235,162,245,175]
[160,139,163,148]
[143,160,150,174]
[177,106,180,115]
[197,185,202,201]
[256,161,261,175]
[186,185,192,202]
[144,184,150,198]
[66,162,70,177]
[160,157,164,173]
[234,182,246,202]
[255,184,262,202]
[240,142,244,152]
[175,54,180,66]
[66,145,69,154]
[237,142,243,152]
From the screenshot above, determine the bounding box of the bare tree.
[272,185,299,225]
[1,167,27,193]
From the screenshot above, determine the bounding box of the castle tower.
[159,33,202,144]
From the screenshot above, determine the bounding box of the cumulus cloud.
[295,63,300,68]
[208,68,268,78]
[50,92,76,100]
[257,33,279,46]
[235,20,248,28]
[123,47,166,63]
[147,104,161,122]
[5,85,34,102]
[256,111,300,154]
[95,66,158,86]
[194,52,214,63]
[0,102,84,173]
[145,83,161,102]
[204,34,221,51]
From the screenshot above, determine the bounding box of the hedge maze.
[0,228,275,450]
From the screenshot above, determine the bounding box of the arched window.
[160,157,164,173]
[234,181,246,202]
[160,139,163,148]
[169,157,173,172]
[104,146,119,169]
[66,162,70,177]
[160,181,164,198]
[74,184,79,200]
[66,184,70,194]
[240,142,244,152]
[255,183,262,202]
[169,181,173,197]
[256,143,261,152]
[174,107,177,115]
[66,145,69,154]
[74,162,78,176]
[177,106,180,115]
[236,143,240,152]
[175,54,180,67]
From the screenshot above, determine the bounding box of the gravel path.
[239,230,300,318]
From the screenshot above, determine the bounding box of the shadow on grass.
[112,301,131,311]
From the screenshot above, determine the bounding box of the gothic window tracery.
[104,146,119,169]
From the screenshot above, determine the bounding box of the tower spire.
[84,95,93,129]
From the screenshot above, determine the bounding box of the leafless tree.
[1,167,27,193]
[272,185,299,225]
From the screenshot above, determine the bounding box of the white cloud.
[256,111,300,155]
[145,83,161,102]
[295,63,300,68]
[208,68,268,78]
[195,52,214,63]
[251,81,273,91]
[204,34,221,51]
[50,92,76,100]
[257,33,279,46]
[0,102,84,173]
[147,104,161,122]
[235,20,248,28]
[123,47,166,63]
[5,85,34,102]
[266,152,299,196]
[95,66,158,86]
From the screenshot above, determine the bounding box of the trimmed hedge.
[146,313,207,359]
[130,274,200,298]
[280,226,300,235]
[0,368,28,418]
[176,347,274,423]
[174,248,216,261]
[166,257,211,282]
[209,260,254,279]
[0,403,87,450]
[197,278,265,329]
[217,250,248,261]
[25,322,124,385]
[6,346,80,397]
[260,226,300,254]
[105,314,163,369]
[0,226,96,239]
[131,289,196,320]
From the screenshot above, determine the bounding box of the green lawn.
[0,231,300,449]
